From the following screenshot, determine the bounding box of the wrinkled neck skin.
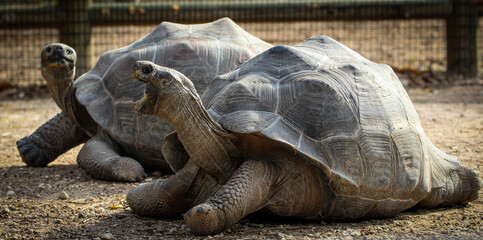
[41,66,92,136]
[42,66,75,112]
[156,90,240,181]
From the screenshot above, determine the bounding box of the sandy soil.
[0,83,482,239]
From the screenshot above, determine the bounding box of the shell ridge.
[152,42,158,63]
[353,68,399,196]
[355,63,427,197]
[239,75,277,111]
[319,66,360,120]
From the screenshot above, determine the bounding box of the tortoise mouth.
[133,72,145,83]
[44,55,74,68]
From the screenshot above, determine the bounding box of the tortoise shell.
[202,36,459,219]
[73,18,272,164]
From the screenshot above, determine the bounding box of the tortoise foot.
[17,136,53,167]
[184,203,224,235]
[105,157,146,182]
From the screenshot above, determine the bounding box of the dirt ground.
[0,82,482,240]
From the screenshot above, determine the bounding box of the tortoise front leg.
[184,159,327,235]
[77,131,146,182]
[17,112,88,166]
[126,161,219,218]
[183,160,272,235]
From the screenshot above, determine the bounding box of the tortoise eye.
[66,49,73,55]
[142,65,153,74]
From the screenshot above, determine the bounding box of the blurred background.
[0,0,482,87]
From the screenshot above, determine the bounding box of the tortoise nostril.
[55,46,63,50]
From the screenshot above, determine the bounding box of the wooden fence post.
[446,0,478,78]
[59,0,94,78]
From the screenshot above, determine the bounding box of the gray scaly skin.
[38,43,147,182]
[129,60,481,235]
[17,112,88,166]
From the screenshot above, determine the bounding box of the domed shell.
[202,36,459,219]
[73,18,272,162]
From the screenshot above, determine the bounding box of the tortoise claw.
[16,137,50,167]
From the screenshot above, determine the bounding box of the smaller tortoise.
[16,18,271,182]
[128,36,481,235]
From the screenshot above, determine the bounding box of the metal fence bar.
[0,1,456,28]
[59,1,94,78]
[447,0,479,78]
[88,0,453,25]
[0,0,481,78]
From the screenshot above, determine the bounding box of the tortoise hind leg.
[418,165,482,208]
[17,112,88,166]
[184,159,327,235]
[77,131,146,182]
[126,161,219,218]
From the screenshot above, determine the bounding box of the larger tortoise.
[16,18,271,181]
[128,36,481,235]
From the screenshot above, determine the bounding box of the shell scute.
[276,71,358,141]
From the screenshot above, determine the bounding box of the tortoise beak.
[132,67,144,82]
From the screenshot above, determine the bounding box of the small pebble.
[78,213,85,218]
[144,178,153,182]
[1,207,10,214]
[101,233,113,240]
[54,219,63,224]
[351,231,361,236]
[7,190,14,195]
[151,171,162,177]
[59,191,69,200]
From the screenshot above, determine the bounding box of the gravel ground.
[0,83,482,239]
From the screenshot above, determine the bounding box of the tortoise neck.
[164,90,239,182]
[43,67,76,113]
[43,67,97,136]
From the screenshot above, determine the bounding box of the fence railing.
[1,0,482,78]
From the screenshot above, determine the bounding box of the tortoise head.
[40,43,76,80]
[132,60,198,119]
[40,43,77,112]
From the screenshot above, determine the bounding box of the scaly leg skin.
[127,161,219,218]
[77,131,146,182]
[17,112,88,166]
[184,159,326,235]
